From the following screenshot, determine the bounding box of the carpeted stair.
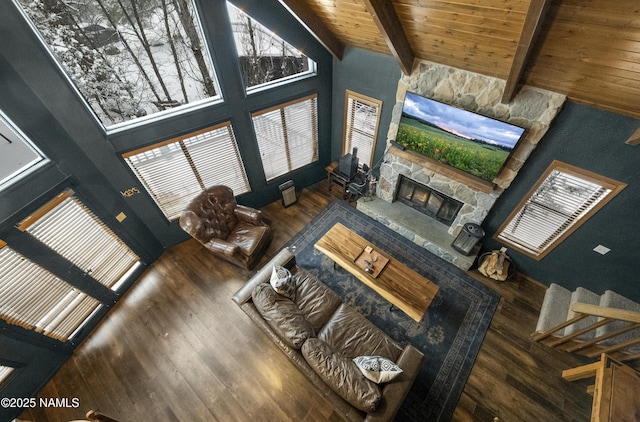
[536,283,640,351]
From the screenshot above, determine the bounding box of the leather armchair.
[179,185,273,270]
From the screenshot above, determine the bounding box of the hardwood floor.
[19,182,593,422]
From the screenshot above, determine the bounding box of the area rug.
[284,200,499,421]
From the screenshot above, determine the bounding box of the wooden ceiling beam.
[362,0,415,75]
[501,0,551,104]
[278,0,345,60]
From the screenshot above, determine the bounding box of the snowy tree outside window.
[16,0,220,128]
[226,2,316,91]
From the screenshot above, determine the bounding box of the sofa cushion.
[318,304,403,361]
[228,222,270,256]
[252,283,315,349]
[301,338,381,412]
[353,355,403,383]
[270,265,296,300]
[293,270,342,332]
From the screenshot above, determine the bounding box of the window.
[227,2,316,91]
[123,122,250,220]
[495,161,626,260]
[0,109,48,191]
[0,189,141,341]
[0,240,102,342]
[343,90,382,168]
[252,94,318,181]
[18,190,140,291]
[17,0,220,128]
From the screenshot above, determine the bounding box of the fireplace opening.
[394,175,462,226]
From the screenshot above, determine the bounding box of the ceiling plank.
[501,0,551,104]
[278,0,345,60]
[362,0,415,75]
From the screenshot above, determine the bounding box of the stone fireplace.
[357,60,566,270]
[395,175,462,227]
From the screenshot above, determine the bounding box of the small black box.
[339,152,359,179]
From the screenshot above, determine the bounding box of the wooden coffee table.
[314,223,439,322]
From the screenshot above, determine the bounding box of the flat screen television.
[395,92,526,182]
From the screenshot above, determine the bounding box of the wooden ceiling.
[281,0,640,119]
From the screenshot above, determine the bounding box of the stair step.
[536,283,572,335]
[596,290,640,350]
[565,287,600,340]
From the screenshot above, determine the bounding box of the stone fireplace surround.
[357,60,566,270]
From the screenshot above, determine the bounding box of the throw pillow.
[270,265,296,300]
[353,355,403,384]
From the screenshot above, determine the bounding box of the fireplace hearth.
[395,176,462,226]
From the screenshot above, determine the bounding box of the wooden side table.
[325,162,350,199]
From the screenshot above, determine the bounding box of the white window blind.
[123,122,250,220]
[343,91,382,167]
[0,365,14,384]
[496,161,626,260]
[253,94,318,180]
[0,241,101,342]
[18,190,139,291]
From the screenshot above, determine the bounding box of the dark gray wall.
[331,47,401,173]
[482,101,640,301]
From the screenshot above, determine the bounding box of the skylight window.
[0,110,48,191]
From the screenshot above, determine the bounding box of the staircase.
[533,283,640,366]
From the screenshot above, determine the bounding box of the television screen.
[396,92,526,182]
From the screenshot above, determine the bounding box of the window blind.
[18,190,139,291]
[496,162,626,259]
[0,365,14,384]
[0,243,101,342]
[253,94,318,180]
[343,91,382,167]
[123,122,250,220]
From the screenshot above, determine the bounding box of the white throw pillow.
[353,355,403,384]
[270,265,295,300]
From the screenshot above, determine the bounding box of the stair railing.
[532,303,640,363]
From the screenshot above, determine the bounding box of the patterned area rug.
[285,200,499,421]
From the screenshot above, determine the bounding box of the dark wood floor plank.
[19,182,593,422]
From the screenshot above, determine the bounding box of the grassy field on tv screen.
[396,116,510,181]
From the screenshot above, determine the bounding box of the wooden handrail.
[571,303,640,324]
[565,322,631,353]
[534,303,640,362]
[586,326,640,358]
[531,314,590,342]
[547,318,613,348]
